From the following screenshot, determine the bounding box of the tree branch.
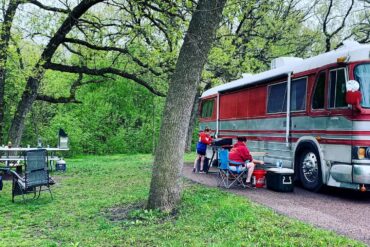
[10,36,24,70]
[322,0,333,37]
[35,74,109,104]
[28,0,69,13]
[136,0,186,20]
[36,94,82,103]
[61,42,84,57]
[44,62,166,97]
[142,12,173,51]
[62,37,164,76]
[322,0,355,52]
[39,0,104,63]
[330,0,354,38]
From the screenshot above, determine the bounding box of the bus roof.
[201,41,370,98]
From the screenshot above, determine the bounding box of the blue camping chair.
[217,148,248,188]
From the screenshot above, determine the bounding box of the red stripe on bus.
[218,135,370,146]
[219,129,370,136]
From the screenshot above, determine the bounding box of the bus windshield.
[354,64,370,108]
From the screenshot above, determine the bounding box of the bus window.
[329,68,347,108]
[267,82,287,113]
[200,99,214,118]
[354,64,370,108]
[312,71,326,110]
[291,78,307,111]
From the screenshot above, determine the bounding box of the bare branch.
[142,12,173,51]
[137,0,186,20]
[322,0,334,37]
[28,0,69,13]
[322,0,355,52]
[61,42,84,57]
[35,74,109,104]
[330,0,354,37]
[36,94,82,103]
[36,73,83,103]
[44,62,166,97]
[62,38,164,76]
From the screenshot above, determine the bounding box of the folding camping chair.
[10,149,54,202]
[217,148,248,188]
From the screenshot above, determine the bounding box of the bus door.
[326,67,353,164]
[311,70,328,137]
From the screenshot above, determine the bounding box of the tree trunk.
[0,0,20,144]
[185,91,200,152]
[8,0,103,146]
[8,76,42,146]
[185,81,212,152]
[147,0,227,212]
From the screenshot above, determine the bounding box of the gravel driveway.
[183,164,370,245]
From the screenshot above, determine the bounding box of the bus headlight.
[353,146,370,159]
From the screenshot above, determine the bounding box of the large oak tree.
[148,0,227,212]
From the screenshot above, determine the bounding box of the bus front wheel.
[298,148,323,192]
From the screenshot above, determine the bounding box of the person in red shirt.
[193,127,213,173]
[229,136,264,186]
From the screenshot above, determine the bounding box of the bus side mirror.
[345,80,363,112]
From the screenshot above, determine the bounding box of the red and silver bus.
[199,41,370,191]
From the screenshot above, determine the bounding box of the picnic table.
[0,147,69,172]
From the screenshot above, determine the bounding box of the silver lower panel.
[353,164,370,184]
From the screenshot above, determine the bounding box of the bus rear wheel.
[298,148,322,192]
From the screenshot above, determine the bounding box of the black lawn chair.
[10,149,54,202]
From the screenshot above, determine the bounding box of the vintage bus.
[199,41,370,191]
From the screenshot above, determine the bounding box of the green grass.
[0,154,364,246]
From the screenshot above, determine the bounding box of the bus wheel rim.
[302,152,318,183]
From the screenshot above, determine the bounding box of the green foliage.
[21,75,164,155]
[0,0,366,155]
[0,154,364,246]
[209,0,321,81]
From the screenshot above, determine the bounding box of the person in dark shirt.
[229,136,264,186]
[193,128,213,173]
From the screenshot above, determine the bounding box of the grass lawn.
[0,154,364,246]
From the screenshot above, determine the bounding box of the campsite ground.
[183,162,370,245]
[0,154,365,246]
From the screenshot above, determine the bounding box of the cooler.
[56,159,67,172]
[266,168,294,192]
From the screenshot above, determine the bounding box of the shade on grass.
[0,154,364,246]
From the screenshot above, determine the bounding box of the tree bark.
[147,0,227,212]
[8,0,103,146]
[185,81,212,152]
[185,91,200,152]
[0,0,20,144]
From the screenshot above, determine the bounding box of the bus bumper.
[327,161,370,190]
[353,164,370,184]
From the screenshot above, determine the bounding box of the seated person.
[228,136,264,187]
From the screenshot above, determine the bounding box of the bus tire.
[298,147,323,192]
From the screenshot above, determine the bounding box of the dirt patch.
[104,201,145,222]
[103,201,178,227]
